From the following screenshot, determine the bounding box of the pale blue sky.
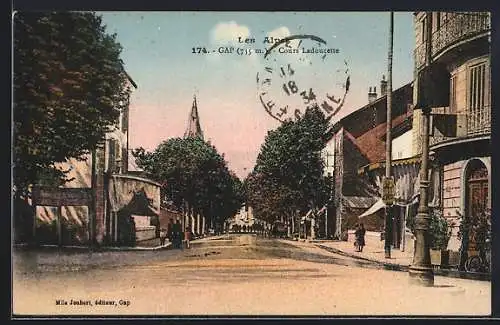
[99,12,415,178]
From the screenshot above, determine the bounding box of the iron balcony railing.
[415,12,491,69]
[467,104,491,136]
[429,105,491,147]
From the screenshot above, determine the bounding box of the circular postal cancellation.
[256,34,350,123]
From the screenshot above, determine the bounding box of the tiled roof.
[353,114,410,163]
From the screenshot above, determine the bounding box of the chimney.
[368,86,377,103]
[381,75,388,97]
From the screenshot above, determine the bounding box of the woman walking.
[355,223,366,252]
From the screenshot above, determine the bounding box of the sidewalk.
[312,230,490,281]
[315,230,413,269]
[13,233,228,253]
[13,234,229,274]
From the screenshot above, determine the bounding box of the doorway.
[465,159,489,252]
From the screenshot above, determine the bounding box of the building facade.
[412,12,491,252]
[357,113,421,251]
[329,81,414,239]
[31,72,163,247]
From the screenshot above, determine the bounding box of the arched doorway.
[461,159,490,267]
[465,159,489,221]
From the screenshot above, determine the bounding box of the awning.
[358,156,421,175]
[344,196,377,209]
[120,189,159,216]
[317,205,327,215]
[108,175,161,216]
[358,199,385,219]
[358,195,420,219]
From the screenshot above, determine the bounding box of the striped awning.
[343,196,377,209]
[358,156,421,175]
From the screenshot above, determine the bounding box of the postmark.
[256,34,350,122]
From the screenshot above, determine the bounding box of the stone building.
[31,71,162,247]
[412,12,491,253]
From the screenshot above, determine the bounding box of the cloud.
[266,26,300,47]
[211,21,251,45]
[267,26,291,39]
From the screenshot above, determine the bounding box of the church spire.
[184,95,204,140]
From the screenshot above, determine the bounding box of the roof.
[380,114,413,141]
[121,66,138,89]
[329,82,413,138]
[184,95,204,139]
[354,113,410,163]
[343,196,378,209]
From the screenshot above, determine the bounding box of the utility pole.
[384,12,394,259]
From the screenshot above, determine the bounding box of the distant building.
[182,95,207,236]
[184,95,204,140]
[229,204,255,230]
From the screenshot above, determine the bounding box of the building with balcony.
[412,12,491,253]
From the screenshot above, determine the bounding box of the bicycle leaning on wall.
[464,230,491,273]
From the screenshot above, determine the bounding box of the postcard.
[12,11,492,316]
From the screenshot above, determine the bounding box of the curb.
[13,243,172,252]
[316,244,409,272]
[13,234,225,252]
[315,244,491,281]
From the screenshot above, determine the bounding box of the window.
[450,75,457,113]
[468,62,487,131]
[421,17,427,43]
[433,12,441,31]
[107,139,116,173]
[440,12,447,26]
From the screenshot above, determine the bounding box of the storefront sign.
[32,186,92,206]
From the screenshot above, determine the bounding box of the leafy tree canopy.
[246,107,332,223]
[132,137,244,226]
[13,11,131,196]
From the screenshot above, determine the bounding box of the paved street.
[13,234,490,316]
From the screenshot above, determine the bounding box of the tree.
[132,137,244,231]
[13,12,131,196]
[246,106,332,229]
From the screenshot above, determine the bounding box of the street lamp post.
[408,11,434,286]
[408,105,434,286]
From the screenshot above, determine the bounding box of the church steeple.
[184,95,204,140]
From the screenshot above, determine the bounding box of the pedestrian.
[184,226,192,249]
[172,219,182,249]
[355,223,366,252]
[167,220,173,243]
[159,228,167,246]
[354,224,360,252]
